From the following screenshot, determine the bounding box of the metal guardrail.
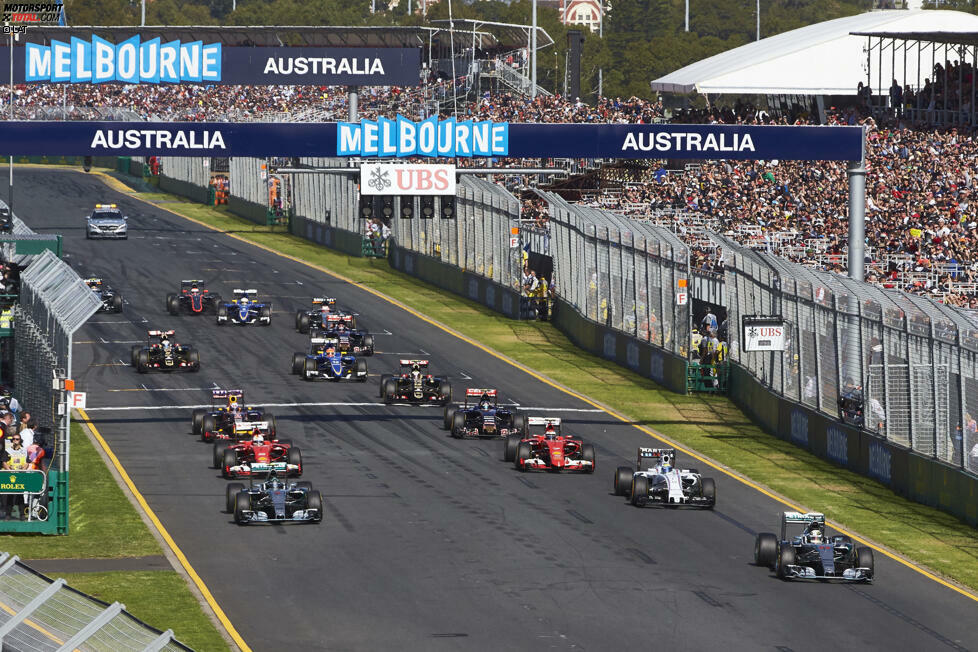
[715,231,978,474]
[0,553,192,651]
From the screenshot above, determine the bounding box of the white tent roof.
[651,9,978,96]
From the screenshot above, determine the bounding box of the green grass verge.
[60,571,229,652]
[0,420,229,650]
[101,170,978,594]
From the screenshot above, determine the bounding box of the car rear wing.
[311,297,336,305]
[234,420,270,432]
[399,359,429,367]
[465,388,497,397]
[147,330,175,337]
[783,511,825,524]
[84,277,102,284]
[310,337,339,345]
[326,315,342,322]
[180,279,205,284]
[232,289,259,295]
[527,417,561,434]
[212,389,243,398]
[638,447,676,467]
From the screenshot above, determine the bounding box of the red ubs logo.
[395,168,451,192]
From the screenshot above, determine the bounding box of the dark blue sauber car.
[291,337,367,381]
[217,289,271,326]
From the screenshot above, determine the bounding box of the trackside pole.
[847,158,866,282]
[347,87,358,122]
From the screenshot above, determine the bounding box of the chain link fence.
[716,232,978,472]
[0,553,192,651]
[540,191,691,357]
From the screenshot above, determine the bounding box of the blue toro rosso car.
[291,337,368,381]
[216,289,272,326]
[295,297,359,332]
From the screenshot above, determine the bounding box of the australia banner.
[0,40,420,85]
[0,122,865,161]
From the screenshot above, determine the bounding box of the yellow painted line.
[76,407,252,651]
[0,598,74,649]
[92,170,978,603]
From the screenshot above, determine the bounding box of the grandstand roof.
[650,9,978,96]
[17,25,504,50]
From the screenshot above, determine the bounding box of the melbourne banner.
[0,122,864,160]
[0,41,420,85]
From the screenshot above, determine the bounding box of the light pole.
[757,0,760,41]
[598,6,603,99]
[685,0,689,32]
[531,0,537,99]
[141,0,145,26]
[8,26,13,215]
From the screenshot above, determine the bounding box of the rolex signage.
[0,470,45,494]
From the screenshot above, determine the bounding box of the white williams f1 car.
[613,448,716,508]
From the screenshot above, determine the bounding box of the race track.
[9,168,978,652]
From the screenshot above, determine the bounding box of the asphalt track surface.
[9,168,978,652]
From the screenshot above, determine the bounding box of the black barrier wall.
[729,363,978,527]
[291,214,363,258]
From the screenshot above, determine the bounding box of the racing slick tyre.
[216,305,228,325]
[266,415,277,437]
[776,544,796,580]
[288,447,303,475]
[362,334,375,356]
[382,379,396,405]
[443,406,456,431]
[379,375,391,398]
[515,442,532,471]
[259,306,271,325]
[630,476,650,507]
[187,349,201,371]
[112,293,124,311]
[513,412,527,435]
[296,481,313,492]
[234,492,251,524]
[614,466,634,496]
[701,477,716,508]
[213,441,229,469]
[192,409,206,436]
[165,293,177,314]
[291,353,305,375]
[136,350,150,373]
[451,411,466,438]
[210,294,222,311]
[504,435,521,462]
[437,380,452,405]
[130,345,142,367]
[856,547,874,579]
[581,444,596,473]
[225,483,244,513]
[303,357,317,380]
[222,449,237,479]
[754,533,778,568]
[355,358,368,381]
[201,414,217,442]
[297,312,310,334]
[306,490,324,523]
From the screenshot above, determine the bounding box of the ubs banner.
[0,122,864,160]
[0,39,420,85]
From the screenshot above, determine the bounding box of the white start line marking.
[81,401,605,413]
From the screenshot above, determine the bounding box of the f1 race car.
[291,337,368,381]
[226,472,323,525]
[216,289,271,326]
[380,360,452,405]
[310,315,375,356]
[503,417,595,473]
[295,297,358,332]
[84,277,123,312]
[85,204,128,239]
[129,330,200,373]
[443,388,526,438]
[0,204,12,233]
[167,280,223,315]
[613,448,716,508]
[192,389,277,443]
[217,432,303,479]
[754,512,874,582]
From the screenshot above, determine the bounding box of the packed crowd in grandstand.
[7,72,978,306]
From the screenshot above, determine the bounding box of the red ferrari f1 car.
[503,417,595,473]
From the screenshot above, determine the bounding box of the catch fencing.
[390,176,521,287]
[716,232,978,474]
[539,191,691,357]
[290,158,358,233]
[0,553,192,651]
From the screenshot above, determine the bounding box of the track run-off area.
[18,168,978,651]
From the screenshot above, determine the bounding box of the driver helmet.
[660,454,672,473]
[161,338,172,350]
[321,305,330,314]
[190,284,200,293]
[479,396,492,410]
[411,363,422,375]
[239,296,250,305]
[544,423,557,438]
[251,429,264,445]
[325,346,336,357]
[807,524,824,544]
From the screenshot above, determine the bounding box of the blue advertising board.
[0,41,420,85]
[0,121,864,160]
